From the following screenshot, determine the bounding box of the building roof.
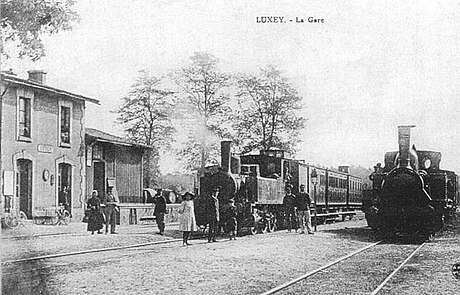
[85,128,151,149]
[1,72,99,105]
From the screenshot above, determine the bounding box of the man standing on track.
[205,186,220,242]
[296,184,314,234]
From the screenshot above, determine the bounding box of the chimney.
[221,141,232,173]
[338,166,350,174]
[397,125,416,169]
[27,70,47,84]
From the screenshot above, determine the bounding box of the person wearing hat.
[178,192,197,246]
[102,187,120,234]
[283,185,297,232]
[296,184,313,234]
[205,186,220,242]
[225,199,238,240]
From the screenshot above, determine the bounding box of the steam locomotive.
[194,141,363,234]
[364,126,459,238]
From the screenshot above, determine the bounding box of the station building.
[1,70,99,221]
[85,127,149,203]
[1,70,155,225]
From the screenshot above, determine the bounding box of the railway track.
[261,241,427,295]
[2,237,184,265]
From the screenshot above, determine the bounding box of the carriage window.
[320,175,326,185]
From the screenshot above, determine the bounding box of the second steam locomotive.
[364,125,458,238]
[195,141,363,234]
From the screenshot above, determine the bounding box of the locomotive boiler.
[365,125,458,238]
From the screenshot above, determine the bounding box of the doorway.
[17,159,32,218]
[58,163,72,214]
[93,162,106,199]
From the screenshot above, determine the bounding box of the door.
[93,162,106,199]
[17,159,32,218]
[58,163,72,214]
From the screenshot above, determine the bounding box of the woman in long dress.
[87,190,104,234]
[178,192,198,246]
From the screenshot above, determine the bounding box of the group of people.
[283,184,314,234]
[177,186,237,246]
[85,187,120,234]
[152,186,237,246]
[86,183,312,243]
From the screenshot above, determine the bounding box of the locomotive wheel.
[267,221,276,232]
[259,223,268,234]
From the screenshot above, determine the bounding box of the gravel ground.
[380,213,460,294]
[2,213,460,294]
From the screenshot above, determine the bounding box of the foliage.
[177,135,221,171]
[1,0,79,61]
[349,165,373,186]
[115,71,176,186]
[232,65,306,154]
[158,173,196,193]
[173,52,231,171]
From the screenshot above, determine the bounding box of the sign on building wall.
[37,144,53,153]
[3,171,14,196]
[93,144,103,160]
[86,145,92,167]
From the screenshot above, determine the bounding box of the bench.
[139,216,156,223]
[33,213,54,225]
[33,207,69,225]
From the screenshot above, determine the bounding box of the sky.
[4,0,460,173]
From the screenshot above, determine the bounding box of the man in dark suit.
[296,184,313,234]
[205,187,220,242]
[102,187,119,234]
[153,189,167,235]
[283,185,297,232]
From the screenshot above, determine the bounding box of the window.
[92,144,103,160]
[241,165,259,176]
[59,101,72,147]
[18,97,31,138]
[267,163,276,174]
[60,106,71,144]
[320,174,326,185]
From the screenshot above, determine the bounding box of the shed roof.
[1,72,99,105]
[85,128,150,149]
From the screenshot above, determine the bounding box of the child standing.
[226,199,238,240]
[178,192,197,246]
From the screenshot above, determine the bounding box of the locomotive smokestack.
[398,125,416,169]
[221,140,232,173]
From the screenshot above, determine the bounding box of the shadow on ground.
[319,226,379,243]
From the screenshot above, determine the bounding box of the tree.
[1,0,79,61]
[115,71,176,187]
[232,65,306,154]
[173,52,230,172]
